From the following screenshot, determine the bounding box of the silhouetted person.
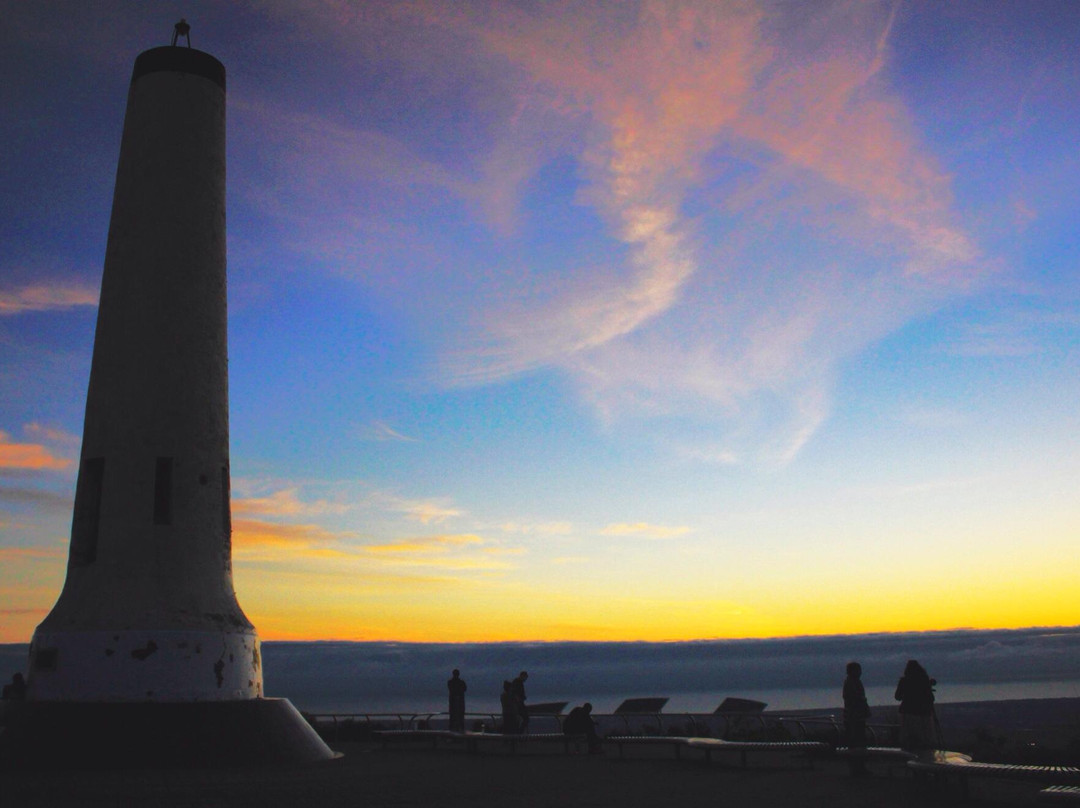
[895,659,936,750]
[2,672,26,700]
[447,668,467,732]
[172,19,191,47]
[511,670,529,732]
[843,661,870,776]
[500,680,519,734]
[564,702,602,753]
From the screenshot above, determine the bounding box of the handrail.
[303,710,565,741]
[777,714,900,746]
[301,709,899,744]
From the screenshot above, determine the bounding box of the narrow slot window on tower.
[70,457,105,566]
[221,466,231,539]
[153,457,174,525]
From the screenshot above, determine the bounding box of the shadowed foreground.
[0,742,1048,807]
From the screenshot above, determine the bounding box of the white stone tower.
[4,34,335,767]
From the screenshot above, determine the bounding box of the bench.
[835,746,917,762]
[829,746,917,777]
[907,751,1080,797]
[1041,786,1080,802]
[607,735,688,759]
[462,731,584,754]
[375,729,588,755]
[685,737,828,768]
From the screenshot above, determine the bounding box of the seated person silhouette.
[563,702,602,753]
[2,672,26,700]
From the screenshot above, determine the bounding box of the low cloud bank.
[258,626,1080,711]
[4,627,1076,711]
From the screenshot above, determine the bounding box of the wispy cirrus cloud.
[444,2,763,384]
[437,1,982,463]
[359,533,519,568]
[359,532,517,572]
[851,475,987,500]
[24,423,80,446]
[232,518,356,551]
[496,521,574,536]
[232,481,465,529]
[227,478,508,568]
[233,515,517,572]
[600,522,692,540]
[735,3,977,279]
[244,1,984,466]
[0,282,98,315]
[386,497,464,526]
[232,488,351,518]
[942,307,1080,358]
[675,444,740,467]
[363,533,483,553]
[356,421,419,443]
[232,97,471,283]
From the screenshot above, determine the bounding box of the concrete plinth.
[0,699,338,769]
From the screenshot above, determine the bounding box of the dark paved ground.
[0,740,1049,807]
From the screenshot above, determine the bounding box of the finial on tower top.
[172,18,191,47]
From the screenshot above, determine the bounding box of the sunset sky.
[2,1,1078,644]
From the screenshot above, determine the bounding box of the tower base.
[0,699,339,769]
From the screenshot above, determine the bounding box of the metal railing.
[302,709,900,745]
[779,715,900,746]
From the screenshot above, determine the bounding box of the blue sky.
[2,1,1078,642]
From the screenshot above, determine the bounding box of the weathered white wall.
[28,630,262,701]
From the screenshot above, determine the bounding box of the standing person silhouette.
[843,661,870,776]
[172,19,191,47]
[500,680,519,734]
[895,659,936,750]
[447,669,467,732]
[511,671,529,733]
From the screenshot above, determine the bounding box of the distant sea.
[4,626,1080,715]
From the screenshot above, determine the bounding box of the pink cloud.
[0,430,73,472]
[735,7,976,280]
[364,534,484,554]
[445,3,765,379]
[0,283,98,315]
[247,1,985,464]
[442,1,982,463]
[232,488,349,518]
[233,517,349,544]
[23,423,79,445]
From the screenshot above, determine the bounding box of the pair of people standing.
[500,671,530,734]
[447,668,530,733]
[843,658,938,771]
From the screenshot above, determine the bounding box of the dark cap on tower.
[133,45,225,90]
